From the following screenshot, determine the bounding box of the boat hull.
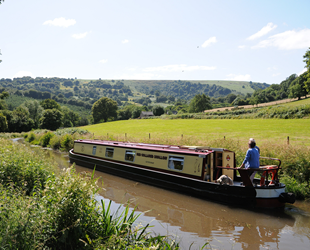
[69,149,257,207]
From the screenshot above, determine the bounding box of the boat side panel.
[69,150,257,207]
[74,142,204,178]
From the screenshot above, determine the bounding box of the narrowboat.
[69,139,295,209]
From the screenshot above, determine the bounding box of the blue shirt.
[243,148,260,169]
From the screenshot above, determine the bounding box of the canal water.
[38,148,310,250]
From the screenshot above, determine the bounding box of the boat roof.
[74,139,221,155]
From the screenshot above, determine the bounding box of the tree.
[22,100,44,128]
[0,91,9,99]
[288,75,307,100]
[0,112,8,132]
[303,47,310,93]
[189,94,212,113]
[61,106,80,127]
[91,97,118,123]
[6,106,35,132]
[41,98,61,110]
[131,106,143,119]
[152,105,165,116]
[39,109,63,130]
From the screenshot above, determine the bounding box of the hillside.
[205,95,310,112]
[0,77,269,113]
[116,79,268,97]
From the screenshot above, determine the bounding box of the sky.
[0,0,310,84]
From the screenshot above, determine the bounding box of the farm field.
[83,118,310,146]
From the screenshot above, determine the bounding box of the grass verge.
[0,138,181,249]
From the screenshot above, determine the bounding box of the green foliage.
[189,93,212,113]
[0,112,8,132]
[5,106,35,132]
[27,132,36,143]
[281,176,310,199]
[39,108,63,130]
[40,98,61,110]
[303,47,310,93]
[61,106,80,127]
[0,139,54,195]
[39,131,54,147]
[92,97,118,123]
[22,100,44,127]
[60,134,74,151]
[0,91,9,99]
[0,139,180,249]
[152,105,165,116]
[49,135,61,150]
[54,127,90,136]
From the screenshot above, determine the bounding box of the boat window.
[105,147,114,158]
[125,150,136,162]
[92,146,97,155]
[168,156,184,171]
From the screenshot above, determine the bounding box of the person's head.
[248,138,256,148]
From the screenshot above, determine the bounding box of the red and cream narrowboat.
[69,139,295,208]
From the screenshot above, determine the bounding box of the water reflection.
[29,145,310,249]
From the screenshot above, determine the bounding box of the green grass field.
[280,97,310,107]
[83,118,310,146]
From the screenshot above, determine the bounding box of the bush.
[0,139,54,195]
[26,132,36,143]
[49,135,61,150]
[281,176,310,199]
[0,139,180,249]
[39,131,54,147]
[60,134,74,151]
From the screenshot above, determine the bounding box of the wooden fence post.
[125,133,127,141]
[287,136,289,145]
[107,133,108,140]
[149,133,151,139]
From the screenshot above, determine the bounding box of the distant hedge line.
[162,104,310,120]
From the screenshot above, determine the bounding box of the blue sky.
[0,0,310,84]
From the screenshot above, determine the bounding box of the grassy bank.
[0,138,180,249]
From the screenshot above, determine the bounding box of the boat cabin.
[72,139,236,182]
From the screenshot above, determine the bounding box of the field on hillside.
[281,97,310,107]
[83,119,310,146]
[119,80,259,95]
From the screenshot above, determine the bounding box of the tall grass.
[0,139,181,249]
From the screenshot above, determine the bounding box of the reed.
[0,139,181,249]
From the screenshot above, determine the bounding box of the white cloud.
[272,73,281,77]
[252,29,310,50]
[247,22,277,40]
[226,74,251,81]
[43,17,76,28]
[13,71,33,78]
[72,32,88,39]
[143,64,216,72]
[201,37,217,48]
[238,45,246,49]
[122,39,129,44]
[99,59,108,64]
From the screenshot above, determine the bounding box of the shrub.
[26,132,36,143]
[60,134,74,151]
[49,135,61,150]
[39,131,54,147]
[0,139,180,249]
[281,176,310,199]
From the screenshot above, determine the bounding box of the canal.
[39,147,310,250]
